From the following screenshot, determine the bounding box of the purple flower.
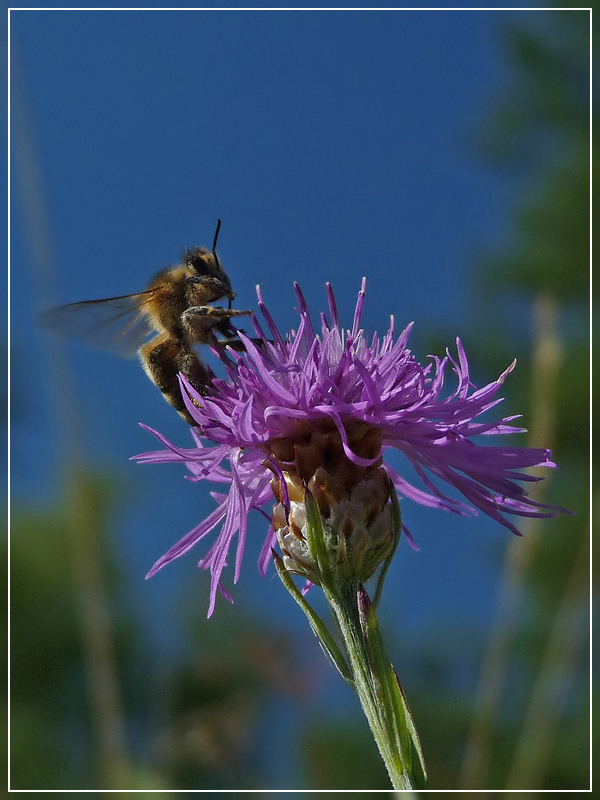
[133,278,566,616]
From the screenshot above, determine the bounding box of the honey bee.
[42,220,251,423]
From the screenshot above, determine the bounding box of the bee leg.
[185,275,236,304]
[181,305,251,342]
[139,333,212,424]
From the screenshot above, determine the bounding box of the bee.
[42,220,251,424]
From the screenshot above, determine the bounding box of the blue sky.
[10,7,559,743]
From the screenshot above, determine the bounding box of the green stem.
[272,549,354,684]
[323,582,425,790]
[285,488,427,789]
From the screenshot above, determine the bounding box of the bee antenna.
[211,218,230,307]
[212,218,222,257]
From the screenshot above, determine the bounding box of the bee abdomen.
[139,334,213,424]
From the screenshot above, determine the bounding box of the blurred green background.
[9,7,589,791]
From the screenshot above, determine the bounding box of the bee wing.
[40,289,159,359]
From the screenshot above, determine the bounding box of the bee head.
[183,247,228,285]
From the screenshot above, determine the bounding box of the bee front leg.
[139,333,213,424]
[181,305,251,343]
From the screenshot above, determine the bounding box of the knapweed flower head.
[134,278,565,616]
